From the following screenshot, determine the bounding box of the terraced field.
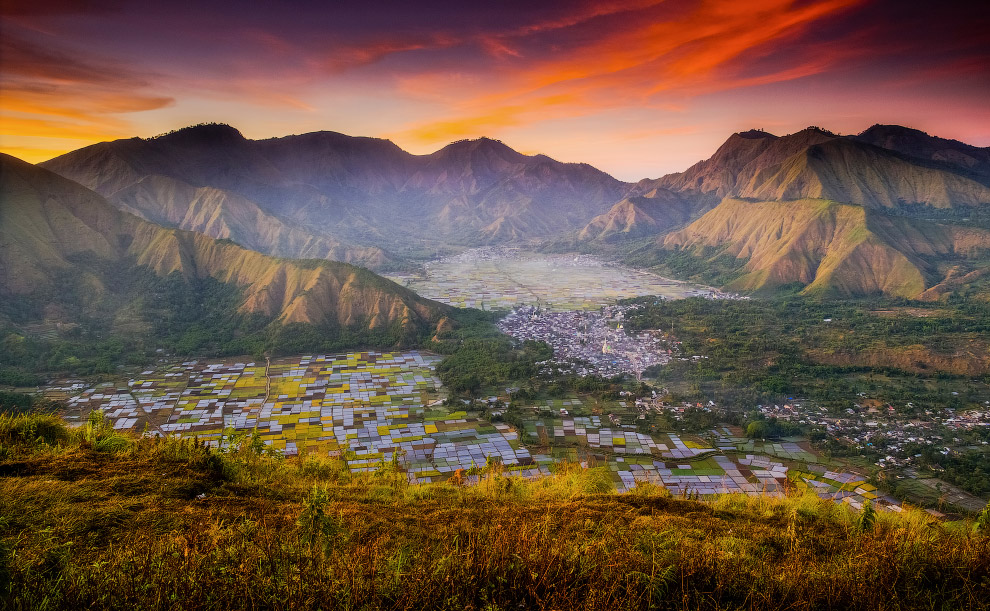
[59,352,546,481]
[49,354,904,510]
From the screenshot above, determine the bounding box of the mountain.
[39,123,990,299]
[41,125,628,253]
[577,124,990,252]
[0,153,452,344]
[577,189,696,243]
[661,198,990,297]
[649,126,990,210]
[577,125,990,297]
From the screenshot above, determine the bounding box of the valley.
[37,349,911,514]
[3,128,988,516]
[385,247,716,310]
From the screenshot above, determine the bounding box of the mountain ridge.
[41,125,628,252]
[573,125,990,297]
[38,123,990,298]
[643,126,990,209]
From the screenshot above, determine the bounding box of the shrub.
[858,500,877,533]
[0,413,70,447]
[297,484,347,556]
[80,409,132,454]
[300,453,349,482]
[975,501,990,534]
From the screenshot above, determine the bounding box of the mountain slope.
[111,174,389,268]
[613,126,990,297]
[41,126,628,251]
[650,127,990,210]
[0,153,450,337]
[662,198,990,297]
[578,190,697,242]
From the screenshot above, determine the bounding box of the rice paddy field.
[56,352,542,479]
[386,249,709,310]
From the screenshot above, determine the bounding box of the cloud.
[0,32,173,161]
[399,0,865,144]
[400,93,585,142]
[1,83,173,116]
[0,34,151,86]
[475,0,665,59]
[317,33,462,73]
[0,0,122,17]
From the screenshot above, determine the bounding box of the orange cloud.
[0,32,173,162]
[399,0,864,144]
[403,93,585,143]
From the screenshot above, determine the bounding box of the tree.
[746,420,770,439]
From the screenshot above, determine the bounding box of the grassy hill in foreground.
[1,413,988,611]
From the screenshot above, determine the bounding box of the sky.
[1,0,988,181]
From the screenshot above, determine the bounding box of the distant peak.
[736,129,777,140]
[857,124,928,138]
[434,137,525,159]
[799,126,838,136]
[445,136,511,149]
[151,123,245,145]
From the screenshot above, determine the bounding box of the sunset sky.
[1,0,987,180]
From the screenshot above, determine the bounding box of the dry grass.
[1,414,988,610]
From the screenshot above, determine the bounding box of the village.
[497,305,672,378]
[750,398,990,470]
